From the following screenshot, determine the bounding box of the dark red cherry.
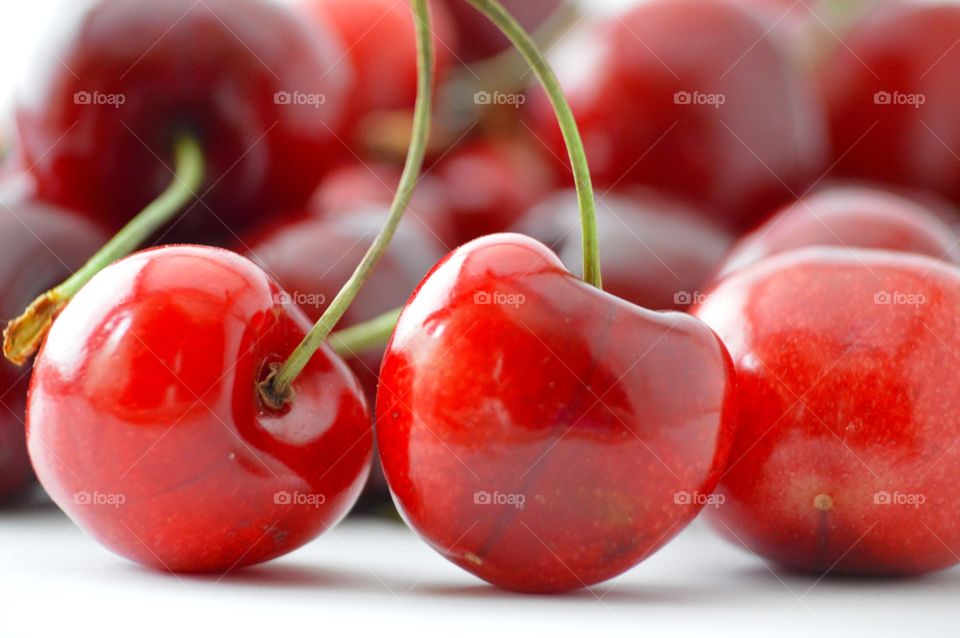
[440,0,563,63]
[27,246,371,571]
[310,161,455,247]
[719,185,960,276]
[11,0,349,239]
[529,0,827,228]
[696,248,960,575]
[299,0,458,149]
[515,189,732,311]
[0,193,106,504]
[433,137,556,246]
[819,2,960,205]
[244,209,445,404]
[377,233,737,592]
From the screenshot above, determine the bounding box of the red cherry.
[11,0,349,239]
[515,190,732,311]
[440,0,563,63]
[530,0,827,228]
[819,2,960,204]
[696,248,960,575]
[243,209,445,404]
[377,233,737,592]
[310,161,455,247]
[719,185,960,276]
[27,246,371,571]
[299,0,457,149]
[0,194,106,504]
[433,137,556,245]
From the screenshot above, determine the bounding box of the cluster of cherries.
[2,0,960,594]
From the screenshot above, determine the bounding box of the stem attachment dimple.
[2,136,204,366]
[464,0,600,289]
[258,0,434,410]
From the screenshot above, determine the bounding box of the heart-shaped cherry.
[696,248,960,575]
[11,0,348,239]
[298,0,457,151]
[529,0,828,228]
[377,233,737,592]
[515,189,731,310]
[819,2,960,206]
[27,245,372,571]
[719,185,960,276]
[0,193,106,504]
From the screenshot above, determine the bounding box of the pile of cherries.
[2,0,960,594]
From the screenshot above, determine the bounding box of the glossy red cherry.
[0,193,106,504]
[819,2,960,205]
[310,161,455,247]
[433,137,556,245]
[515,189,732,310]
[11,0,348,238]
[719,185,960,276]
[299,0,457,150]
[377,233,737,592]
[530,0,827,228]
[27,246,371,571]
[440,0,563,63]
[696,248,960,575]
[243,209,445,404]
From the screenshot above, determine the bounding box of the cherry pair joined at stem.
[8,0,653,586]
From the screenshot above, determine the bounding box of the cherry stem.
[328,308,402,357]
[2,137,204,366]
[465,0,600,289]
[258,0,434,410]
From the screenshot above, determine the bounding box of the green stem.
[3,137,204,366]
[328,308,402,357]
[259,0,434,409]
[465,0,600,289]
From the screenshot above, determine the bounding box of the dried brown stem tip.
[3,291,67,366]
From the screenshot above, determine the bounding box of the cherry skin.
[377,233,737,592]
[432,137,556,246]
[27,246,371,571]
[11,0,349,239]
[298,0,457,150]
[515,189,732,311]
[243,209,445,405]
[819,2,960,205]
[310,161,455,247]
[529,0,827,228]
[0,194,106,504]
[696,248,960,575]
[440,0,563,63]
[719,185,960,276]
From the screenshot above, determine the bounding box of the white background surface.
[4,499,958,637]
[0,1,958,636]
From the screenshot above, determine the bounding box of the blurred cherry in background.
[516,190,732,311]
[529,0,828,230]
